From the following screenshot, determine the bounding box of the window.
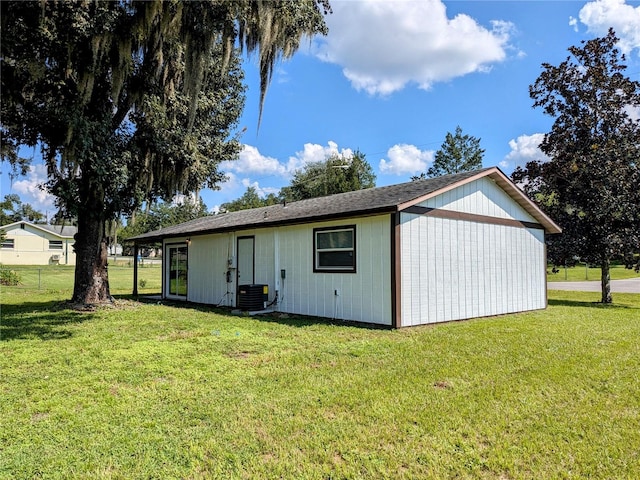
[49,240,63,250]
[1,238,14,249]
[314,226,356,273]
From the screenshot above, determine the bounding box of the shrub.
[0,266,21,286]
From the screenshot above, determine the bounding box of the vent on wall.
[238,284,268,311]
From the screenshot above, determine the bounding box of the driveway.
[548,277,640,294]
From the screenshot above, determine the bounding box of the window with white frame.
[313,226,356,273]
[49,240,63,250]
[1,238,14,249]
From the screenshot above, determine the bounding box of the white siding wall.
[186,234,234,306]
[277,215,392,325]
[185,229,276,307]
[419,176,538,222]
[182,216,392,325]
[400,177,546,327]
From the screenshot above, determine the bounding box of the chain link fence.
[0,263,161,293]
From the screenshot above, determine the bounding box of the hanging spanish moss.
[1,0,330,304]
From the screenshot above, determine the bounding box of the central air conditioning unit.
[238,284,268,311]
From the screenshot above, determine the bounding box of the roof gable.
[131,167,561,242]
[0,221,77,238]
[398,168,561,233]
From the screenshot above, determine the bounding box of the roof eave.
[131,206,398,244]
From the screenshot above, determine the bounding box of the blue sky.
[3,0,640,216]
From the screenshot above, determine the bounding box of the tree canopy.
[512,29,640,303]
[220,186,280,213]
[0,194,45,225]
[412,126,484,180]
[119,197,210,244]
[1,0,330,304]
[281,150,376,202]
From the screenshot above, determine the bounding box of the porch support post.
[133,243,139,296]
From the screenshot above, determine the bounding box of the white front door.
[237,236,255,288]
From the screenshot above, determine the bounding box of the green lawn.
[0,263,161,294]
[1,289,639,479]
[547,263,639,282]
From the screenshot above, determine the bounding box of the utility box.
[238,284,268,311]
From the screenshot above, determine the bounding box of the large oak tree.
[1,0,330,304]
[512,29,640,303]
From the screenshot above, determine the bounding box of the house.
[0,221,77,265]
[131,167,561,327]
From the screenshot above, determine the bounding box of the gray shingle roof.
[131,167,561,243]
[0,221,77,238]
[38,224,77,238]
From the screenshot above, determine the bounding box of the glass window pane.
[169,246,188,296]
[318,251,354,268]
[317,230,353,249]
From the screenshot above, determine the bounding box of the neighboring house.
[0,221,77,265]
[108,243,123,256]
[131,167,561,328]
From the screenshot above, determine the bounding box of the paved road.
[549,277,640,293]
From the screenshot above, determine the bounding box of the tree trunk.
[600,256,612,304]
[71,213,112,305]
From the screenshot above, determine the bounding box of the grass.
[547,263,639,282]
[0,263,161,294]
[7,262,637,292]
[1,287,639,479]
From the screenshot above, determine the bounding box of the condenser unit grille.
[238,284,268,311]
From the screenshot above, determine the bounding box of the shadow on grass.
[251,312,391,330]
[0,301,95,341]
[548,298,637,310]
[122,294,389,330]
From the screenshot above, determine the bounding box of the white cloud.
[624,104,640,120]
[212,141,355,211]
[221,142,355,181]
[569,16,579,32]
[286,141,354,173]
[276,66,290,84]
[379,144,434,175]
[240,179,280,198]
[220,145,286,177]
[578,0,640,55]
[503,133,550,169]
[314,0,513,95]
[12,164,56,211]
[171,192,199,206]
[215,171,241,194]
